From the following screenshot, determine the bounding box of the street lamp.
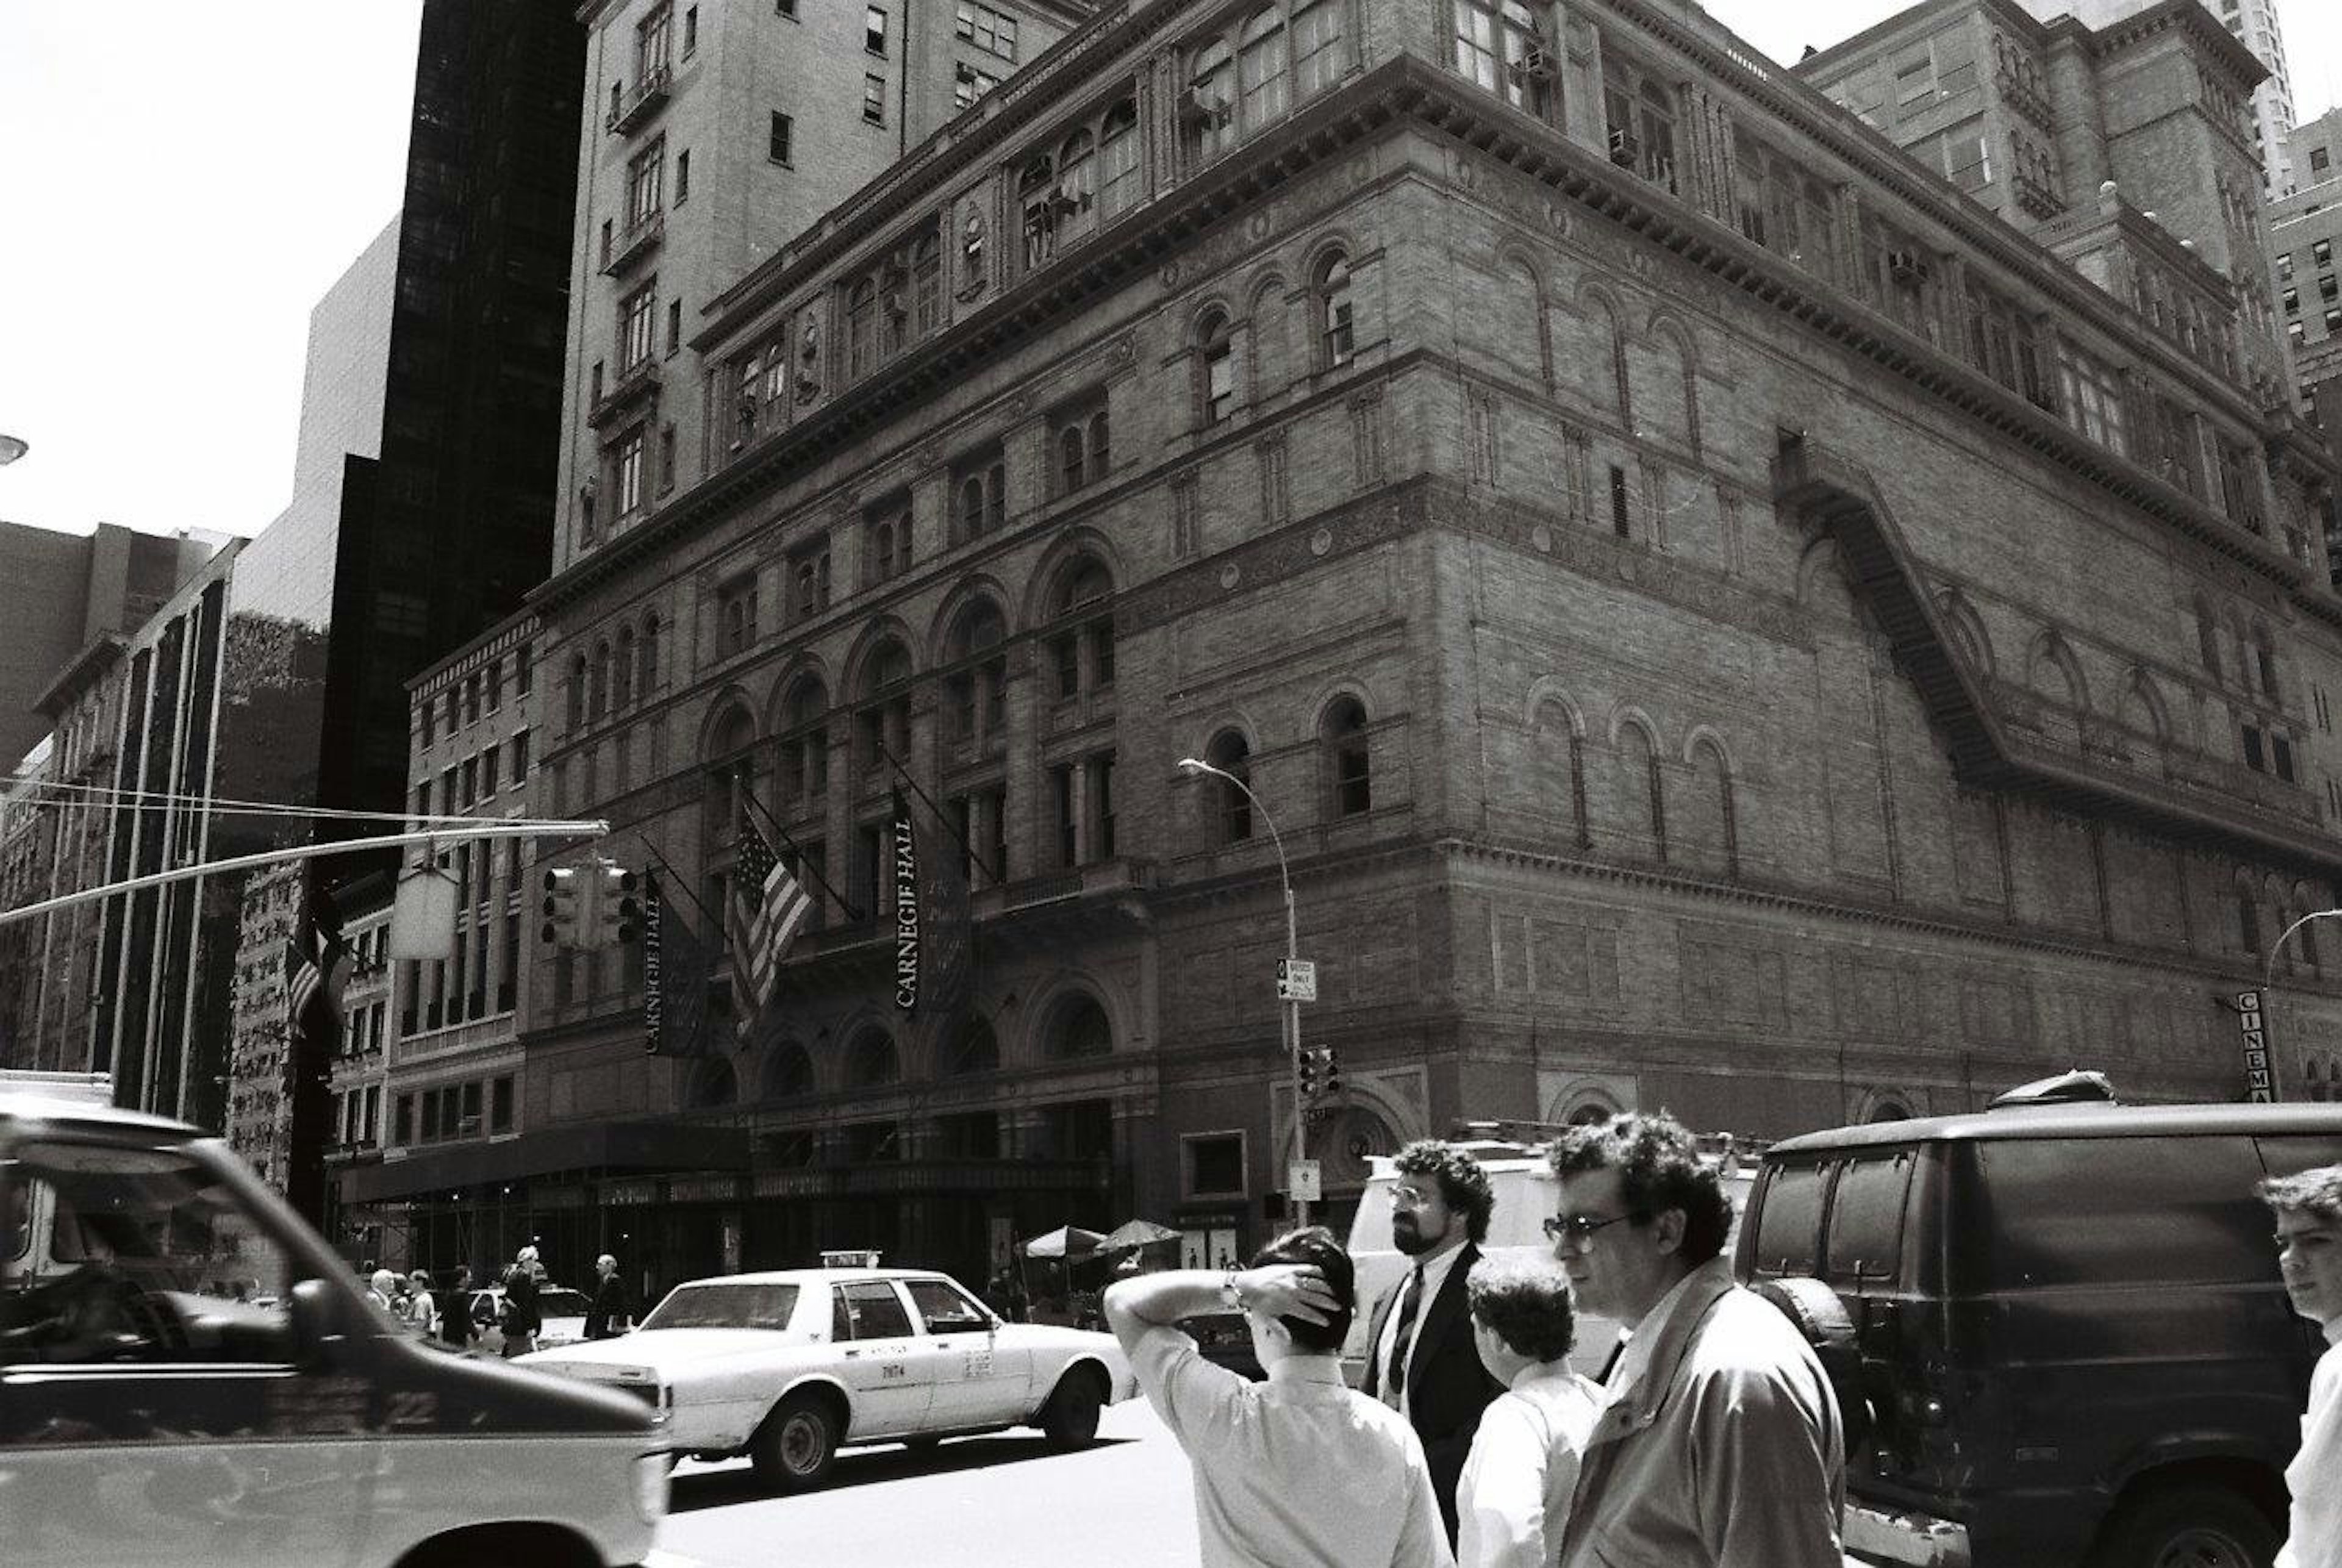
[2258,909,2342,1103]
[1178,755,1310,1226]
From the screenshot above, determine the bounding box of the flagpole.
[734,767,862,920]
[636,842,725,933]
[876,743,1002,886]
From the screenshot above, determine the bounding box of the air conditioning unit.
[1510,45,1555,82]
[1607,127,1639,166]
[884,290,908,318]
[1887,248,1932,284]
[1050,187,1083,214]
[1178,86,1231,126]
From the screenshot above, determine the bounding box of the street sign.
[2236,989,2275,1103]
[1276,958,1317,1003]
[1289,1159,1322,1203]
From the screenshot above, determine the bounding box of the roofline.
[33,633,127,720]
[1767,1100,2342,1152]
[1798,0,2067,78]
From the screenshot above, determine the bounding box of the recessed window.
[676,148,690,202]
[1323,696,1372,817]
[864,74,886,126]
[1186,1133,1245,1198]
[956,0,1018,60]
[865,4,887,55]
[770,110,793,164]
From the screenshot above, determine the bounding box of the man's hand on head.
[1233,1264,1340,1326]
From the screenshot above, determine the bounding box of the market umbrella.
[1098,1219,1180,1253]
[1023,1225,1107,1259]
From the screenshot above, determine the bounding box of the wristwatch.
[1219,1267,1244,1310]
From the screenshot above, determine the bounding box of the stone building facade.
[2273,106,2342,453]
[499,0,2342,1291]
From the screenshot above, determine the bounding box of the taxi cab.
[0,1075,665,1568]
[521,1256,1137,1491]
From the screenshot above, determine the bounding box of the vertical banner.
[641,875,665,1053]
[2236,989,2275,1103]
[919,806,973,1044]
[892,790,920,1015]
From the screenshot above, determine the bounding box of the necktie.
[1386,1265,1425,1408]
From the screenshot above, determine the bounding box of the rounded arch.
[1855,1088,1919,1123]
[1541,1079,1627,1126]
[1018,972,1131,1067]
[1933,589,1997,680]
[1183,293,1241,345]
[1520,677,1588,738]
[762,654,835,734]
[840,614,923,698]
[1243,265,1291,318]
[1245,267,1292,390]
[2119,668,2172,744]
[926,573,1020,664]
[760,1040,815,1101]
[1042,989,1115,1061]
[1681,723,1737,774]
[1494,244,1551,385]
[698,689,760,761]
[1606,703,1664,753]
[1795,535,1860,623]
[2025,629,2090,712]
[1645,311,1700,373]
[684,1057,738,1110]
[843,1024,902,1089]
[1018,526,1129,628]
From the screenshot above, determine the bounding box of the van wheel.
[1037,1371,1104,1450]
[2091,1485,2279,1568]
[750,1395,839,1492]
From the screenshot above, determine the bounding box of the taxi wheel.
[751,1395,839,1491]
[2090,1484,2279,1568]
[1038,1373,1104,1450]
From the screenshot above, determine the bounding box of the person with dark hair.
[1454,1258,1600,1568]
[1105,1226,1452,1567]
[2262,1162,2342,1568]
[436,1264,477,1351]
[1361,1139,1505,1547]
[1548,1111,1843,1568]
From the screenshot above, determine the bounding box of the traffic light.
[1296,1045,1318,1101]
[597,864,640,946]
[1317,1047,1340,1098]
[542,867,582,948]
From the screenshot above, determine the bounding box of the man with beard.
[1361,1139,1505,1547]
[1548,1112,1843,1568]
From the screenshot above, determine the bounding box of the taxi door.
[830,1280,933,1436]
[0,1137,373,1568]
[903,1276,1031,1426]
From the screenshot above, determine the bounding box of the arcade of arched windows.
[565,611,663,737]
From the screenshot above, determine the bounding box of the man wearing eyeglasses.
[1360,1140,1505,1548]
[1547,1112,1844,1568]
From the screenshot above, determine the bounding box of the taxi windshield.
[642,1281,799,1331]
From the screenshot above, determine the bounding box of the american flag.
[284,871,350,1055]
[726,816,811,1036]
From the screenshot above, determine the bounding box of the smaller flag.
[727,815,811,1039]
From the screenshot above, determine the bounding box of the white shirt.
[2279,1317,2342,1568]
[1456,1363,1603,1568]
[1131,1325,1455,1568]
[1604,1269,1700,1400]
[1378,1240,1468,1421]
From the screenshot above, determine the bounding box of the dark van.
[1736,1083,2339,1568]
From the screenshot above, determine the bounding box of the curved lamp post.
[1178,756,1309,1227]
[2260,909,2342,1103]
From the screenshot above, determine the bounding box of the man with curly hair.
[1455,1257,1600,1568]
[1548,1111,1843,1568]
[1362,1139,1506,1546]
[2263,1162,2342,1568]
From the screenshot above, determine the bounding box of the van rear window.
[1824,1151,1912,1283]
[1966,1136,2271,1289]
[1751,1159,1828,1275]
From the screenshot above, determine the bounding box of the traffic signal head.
[597,864,640,946]
[1296,1045,1317,1101]
[542,867,582,948]
[1317,1047,1339,1098]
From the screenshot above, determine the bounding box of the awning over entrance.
[339,1119,750,1203]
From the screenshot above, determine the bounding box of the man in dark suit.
[585,1252,631,1340]
[1360,1139,1505,1547]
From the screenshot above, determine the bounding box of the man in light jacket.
[1548,1112,1844,1568]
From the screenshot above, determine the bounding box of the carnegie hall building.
[491,0,2342,1290]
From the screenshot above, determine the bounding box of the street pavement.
[646,1395,1869,1568]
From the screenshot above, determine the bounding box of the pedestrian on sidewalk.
[1549,1112,1844,1568]
[1454,1257,1600,1568]
[436,1264,477,1351]
[1105,1225,1453,1568]
[500,1244,544,1358]
[366,1268,403,1317]
[586,1253,631,1340]
[404,1270,440,1338]
[1360,1139,1506,1548]
[2264,1162,2342,1568]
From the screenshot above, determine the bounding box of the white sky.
[0,0,2331,543]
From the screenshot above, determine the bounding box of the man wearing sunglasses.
[1547,1112,1844,1568]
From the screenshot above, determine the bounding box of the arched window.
[1087,410,1111,483]
[1059,425,1087,495]
[639,614,661,696]
[1869,1099,1912,1123]
[1687,737,1739,877]
[848,277,878,378]
[1050,994,1113,1060]
[856,639,914,775]
[948,1016,1001,1075]
[1322,696,1371,817]
[1291,0,1346,100]
[780,675,829,804]
[1205,729,1253,842]
[704,705,756,842]
[1533,702,1590,850]
[1317,252,1354,368]
[1058,129,1097,247]
[1616,722,1664,859]
[2255,624,2280,698]
[589,640,612,720]
[913,233,942,337]
[614,628,636,709]
[958,474,988,539]
[567,655,587,731]
[2194,596,2222,678]
[1098,101,1141,220]
[762,1042,814,1100]
[1237,8,1288,132]
[1048,559,1115,701]
[1197,310,1236,424]
[945,599,1009,747]
[1019,156,1056,271]
[1186,38,1236,163]
[847,1028,900,1087]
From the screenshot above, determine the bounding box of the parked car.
[1737,1073,2340,1568]
[468,1282,594,1353]
[0,1074,664,1568]
[520,1263,1137,1491]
